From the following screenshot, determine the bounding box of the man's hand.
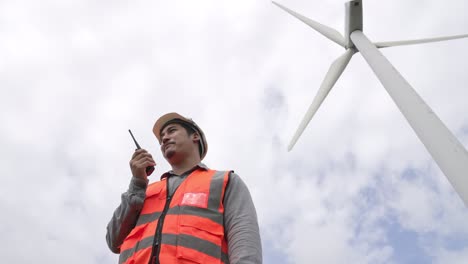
[129,149,156,180]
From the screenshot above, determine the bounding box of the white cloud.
[1,0,468,263]
[434,247,468,264]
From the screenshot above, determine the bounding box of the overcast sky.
[1,0,468,263]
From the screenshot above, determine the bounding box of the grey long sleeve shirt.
[106,164,262,264]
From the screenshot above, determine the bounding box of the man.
[106,112,262,264]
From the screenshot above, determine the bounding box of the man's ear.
[191,132,200,143]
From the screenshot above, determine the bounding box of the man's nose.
[161,134,170,144]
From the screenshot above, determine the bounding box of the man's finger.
[135,161,156,171]
[133,153,153,164]
[131,149,148,159]
[135,157,156,167]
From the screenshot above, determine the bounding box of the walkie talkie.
[128,129,155,176]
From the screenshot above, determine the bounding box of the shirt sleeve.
[106,177,148,253]
[224,172,263,264]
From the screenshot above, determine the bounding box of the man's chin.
[164,149,175,160]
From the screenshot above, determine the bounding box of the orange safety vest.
[119,169,230,264]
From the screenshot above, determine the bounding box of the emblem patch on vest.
[181,192,208,208]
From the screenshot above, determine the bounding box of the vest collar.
[160,162,209,180]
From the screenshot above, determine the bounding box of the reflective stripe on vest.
[119,169,230,264]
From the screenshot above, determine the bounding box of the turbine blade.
[288,49,355,151]
[351,30,468,207]
[272,1,346,48]
[375,33,468,48]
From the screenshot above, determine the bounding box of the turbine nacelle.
[344,0,363,49]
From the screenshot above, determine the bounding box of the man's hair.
[161,120,202,157]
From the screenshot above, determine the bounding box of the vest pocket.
[176,216,223,263]
[120,226,145,264]
[122,225,145,249]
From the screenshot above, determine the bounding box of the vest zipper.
[149,179,173,264]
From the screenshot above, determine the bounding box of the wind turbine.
[273,0,468,206]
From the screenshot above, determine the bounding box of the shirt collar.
[160,162,209,180]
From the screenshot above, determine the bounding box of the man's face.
[160,123,199,162]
